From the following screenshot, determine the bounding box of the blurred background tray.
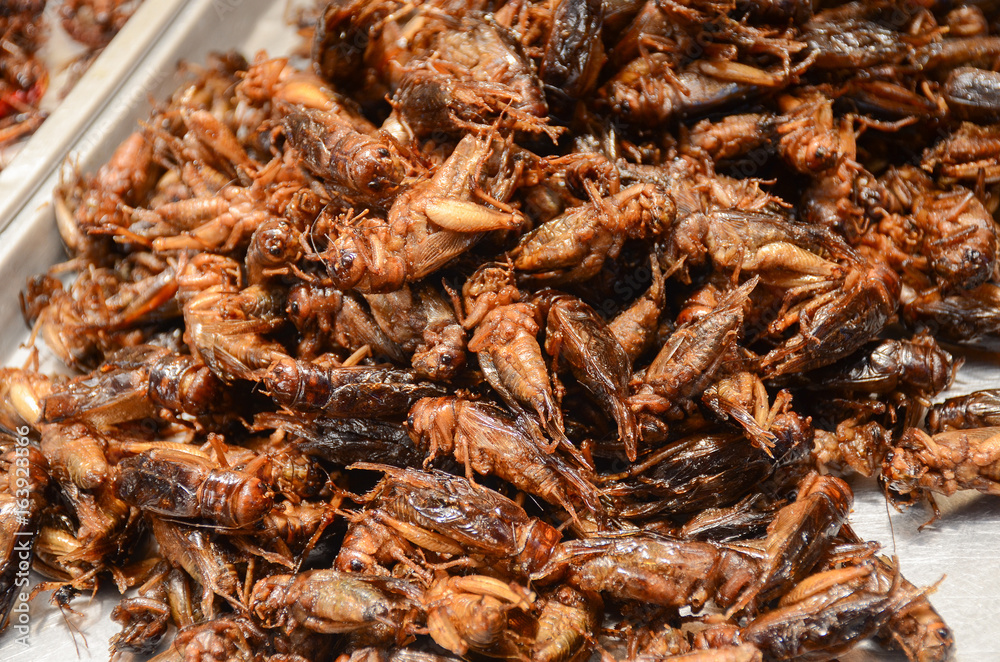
[0,0,190,231]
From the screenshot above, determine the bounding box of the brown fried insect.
[775,88,846,174]
[740,562,921,660]
[282,103,407,208]
[631,277,758,419]
[254,413,423,468]
[600,430,804,518]
[116,448,273,528]
[110,594,171,656]
[40,422,110,491]
[532,586,602,662]
[251,570,421,643]
[532,534,756,612]
[460,260,522,331]
[246,218,306,286]
[353,464,563,577]
[540,0,605,106]
[389,14,556,139]
[262,357,444,417]
[761,259,900,376]
[510,183,674,285]
[943,67,1000,123]
[321,133,524,292]
[833,525,955,662]
[424,574,534,658]
[183,283,288,384]
[335,510,428,579]
[875,166,998,292]
[148,614,268,662]
[883,426,1000,503]
[928,389,1000,433]
[148,516,243,618]
[365,284,467,381]
[716,472,855,617]
[21,265,181,371]
[599,54,761,127]
[542,292,639,460]
[468,302,569,454]
[406,396,602,514]
[903,282,1000,343]
[287,282,406,361]
[667,210,846,289]
[789,334,957,401]
[64,130,160,243]
[40,345,227,425]
[923,122,1000,183]
[0,367,52,434]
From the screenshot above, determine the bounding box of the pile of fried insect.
[9,0,1000,660]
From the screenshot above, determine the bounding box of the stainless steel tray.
[0,1,996,659]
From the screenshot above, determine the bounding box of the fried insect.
[599,55,761,127]
[540,0,605,107]
[542,292,640,461]
[923,122,1000,183]
[667,210,846,289]
[903,283,1000,343]
[532,534,756,612]
[252,570,421,642]
[468,302,569,453]
[532,586,602,662]
[739,563,920,661]
[40,345,227,424]
[353,464,563,577]
[601,427,806,519]
[883,426,1000,502]
[282,104,407,208]
[148,516,243,618]
[116,448,273,528]
[389,15,555,139]
[262,357,444,417]
[364,284,467,381]
[928,389,1000,433]
[148,614,269,662]
[761,260,900,376]
[790,334,956,400]
[748,472,854,607]
[286,282,406,361]
[510,183,673,285]
[406,397,602,514]
[631,278,757,419]
[182,282,288,384]
[320,133,524,292]
[424,574,534,658]
[255,413,423,468]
